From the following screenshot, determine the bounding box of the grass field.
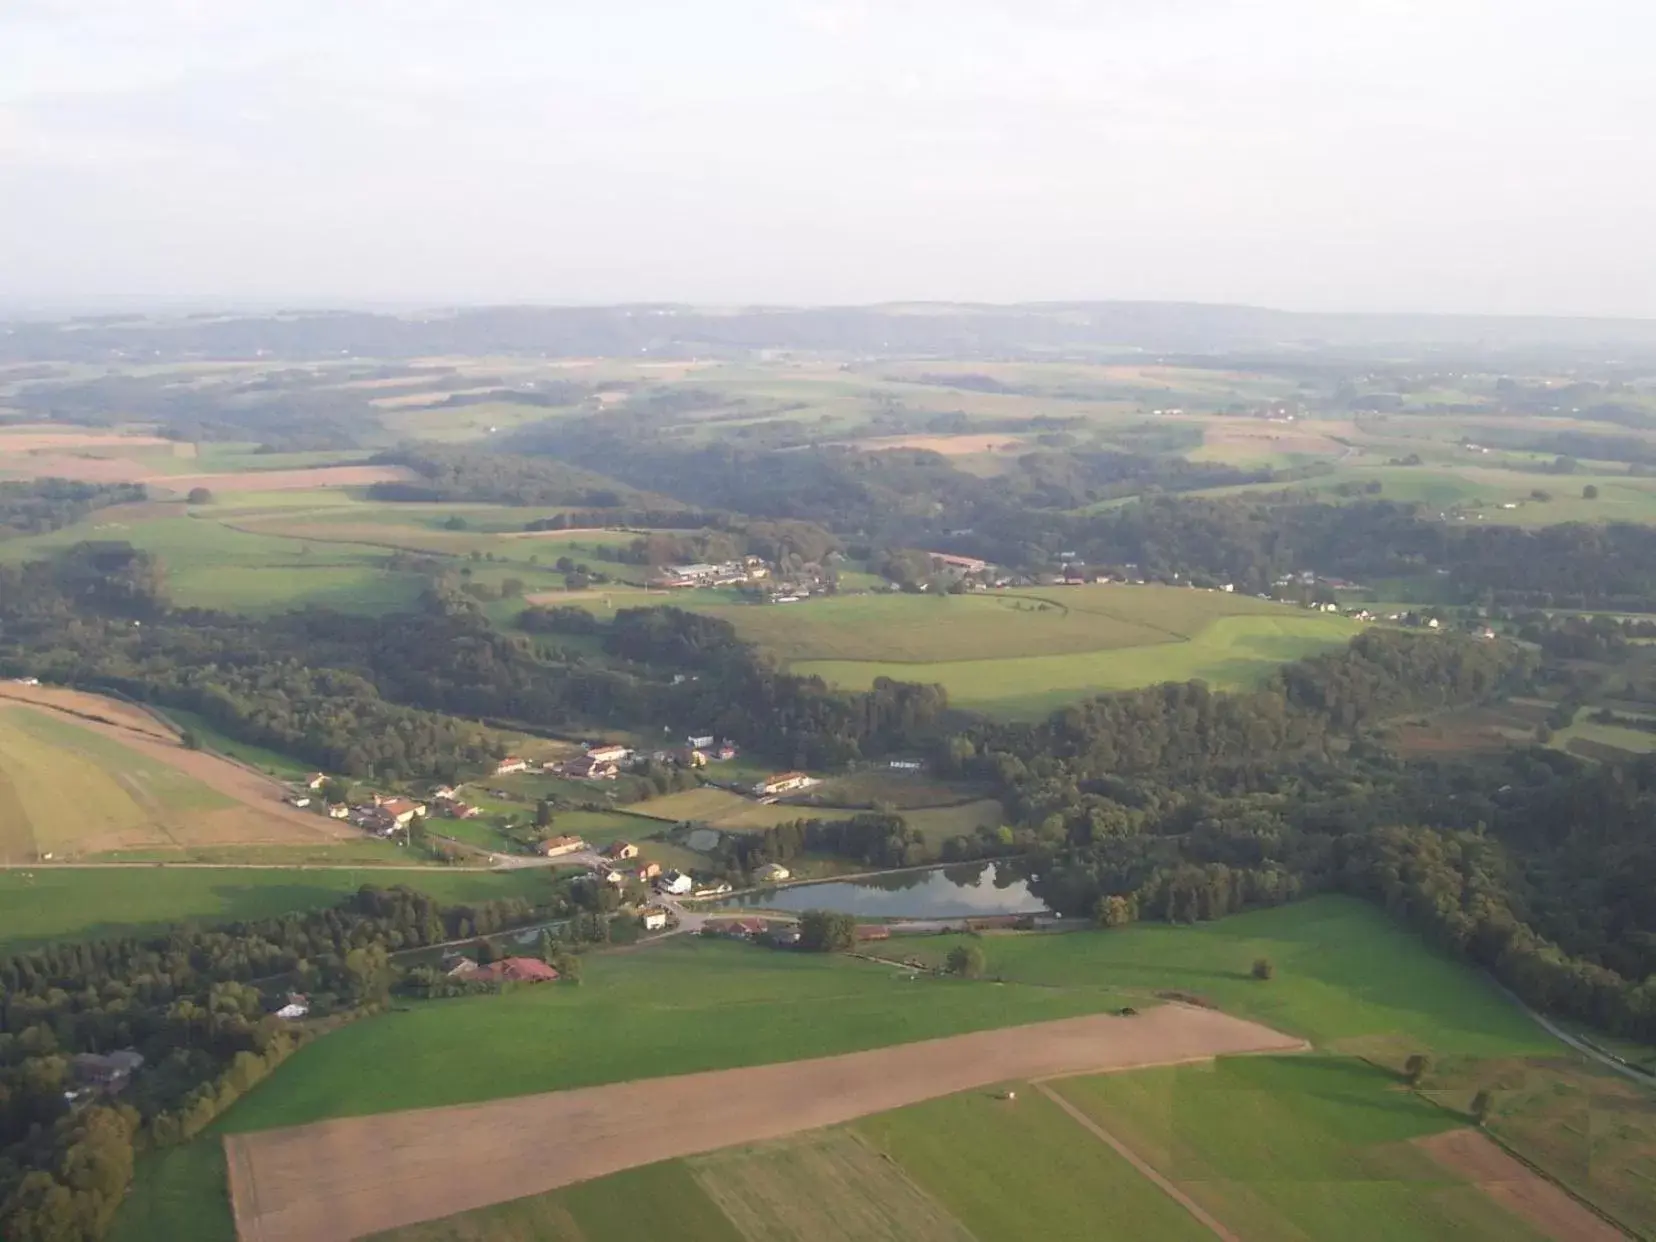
[1052,1057,1548,1242]
[217,937,1134,1134]
[797,612,1359,718]
[0,867,556,952]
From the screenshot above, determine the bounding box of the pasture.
[0,867,554,953]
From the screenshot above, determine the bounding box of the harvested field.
[157,465,415,493]
[0,684,357,856]
[225,1007,1303,1242]
[1415,1129,1628,1242]
[0,427,177,452]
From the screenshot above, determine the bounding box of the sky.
[2,0,1654,316]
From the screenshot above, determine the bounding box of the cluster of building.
[648,558,769,589]
[547,736,741,782]
[440,954,561,984]
[750,771,818,799]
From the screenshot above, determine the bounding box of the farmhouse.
[440,953,478,977]
[274,993,309,1020]
[755,862,791,883]
[565,755,619,780]
[305,773,328,791]
[430,785,458,801]
[444,801,482,819]
[376,797,426,828]
[928,551,989,574]
[606,841,640,860]
[658,870,694,895]
[752,771,818,797]
[635,860,662,881]
[539,835,587,858]
[494,756,529,775]
[472,957,559,984]
[326,803,350,819]
[641,908,669,931]
[585,744,631,764]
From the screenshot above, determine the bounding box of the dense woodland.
[0,482,148,539]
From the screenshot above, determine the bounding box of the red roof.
[473,957,560,983]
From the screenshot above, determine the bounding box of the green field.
[0,866,556,952]
[217,937,1133,1134]
[0,704,232,860]
[1052,1058,1545,1242]
[798,612,1359,718]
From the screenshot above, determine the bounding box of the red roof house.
[472,957,560,984]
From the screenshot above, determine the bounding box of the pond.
[728,861,1048,919]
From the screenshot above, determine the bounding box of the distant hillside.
[5,301,1656,363]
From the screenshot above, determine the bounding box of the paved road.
[1500,982,1655,1089]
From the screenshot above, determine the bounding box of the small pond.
[728,861,1048,919]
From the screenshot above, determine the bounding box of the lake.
[728,861,1049,918]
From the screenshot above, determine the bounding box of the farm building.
[375,797,426,828]
[274,993,309,1020]
[927,551,989,574]
[641,908,669,931]
[565,755,619,780]
[887,758,925,772]
[658,870,694,895]
[855,925,891,942]
[687,733,715,749]
[326,803,350,819]
[539,835,587,858]
[755,862,791,882]
[72,1050,144,1093]
[704,917,768,939]
[584,744,631,764]
[605,841,640,860]
[444,801,481,819]
[494,756,529,775]
[471,957,559,984]
[635,861,662,881]
[440,954,478,977]
[598,868,627,886]
[430,785,458,801]
[305,773,328,791]
[751,771,818,797]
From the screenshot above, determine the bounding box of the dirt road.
[225,1006,1305,1242]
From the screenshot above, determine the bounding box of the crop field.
[0,687,368,861]
[0,866,554,953]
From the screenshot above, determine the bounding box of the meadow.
[0,866,555,952]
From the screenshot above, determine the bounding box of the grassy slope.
[0,867,556,952]
[0,705,232,859]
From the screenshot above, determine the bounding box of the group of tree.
[0,480,148,539]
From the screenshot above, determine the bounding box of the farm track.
[224,1007,1305,1242]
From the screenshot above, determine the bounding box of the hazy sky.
[3,0,1653,315]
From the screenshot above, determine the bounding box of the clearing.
[225,1007,1302,1242]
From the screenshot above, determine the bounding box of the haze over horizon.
[3,0,1653,318]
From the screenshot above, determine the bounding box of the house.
[751,771,817,798]
[430,784,458,802]
[305,773,328,792]
[585,744,631,765]
[658,870,694,896]
[274,992,309,1020]
[755,862,791,883]
[887,758,924,772]
[494,756,529,775]
[446,801,482,819]
[440,953,479,977]
[635,861,663,881]
[565,754,619,780]
[72,1050,144,1093]
[285,795,311,808]
[687,734,715,749]
[641,908,669,931]
[928,552,989,574]
[674,747,709,768]
[377,797,426,828]
[606,841,640,860]
[599,868,627,886]
[714,743,739,761]
[705,917,768,939]
[471,957,559,984]
[540,834,587,858]
[326,803,350,819]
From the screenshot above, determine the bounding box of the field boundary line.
[1033,1080,1241,1242]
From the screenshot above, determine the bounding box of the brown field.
[225,1007,1304,1242]
[1415,1129,1628,1242]
[850,434,1025,456]
[1192,419,1352,461]
[159,465,416,493]
[0,426,177,453]
[500,526,624,540]
[0,683,357,853]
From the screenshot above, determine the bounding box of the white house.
[755,862,791,883]
[687,734,715,749]
[274,993,309,1020]
[585,744,631,764]
[887,759,924,772]
[658,871,694,896]
[641,909,669,931]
